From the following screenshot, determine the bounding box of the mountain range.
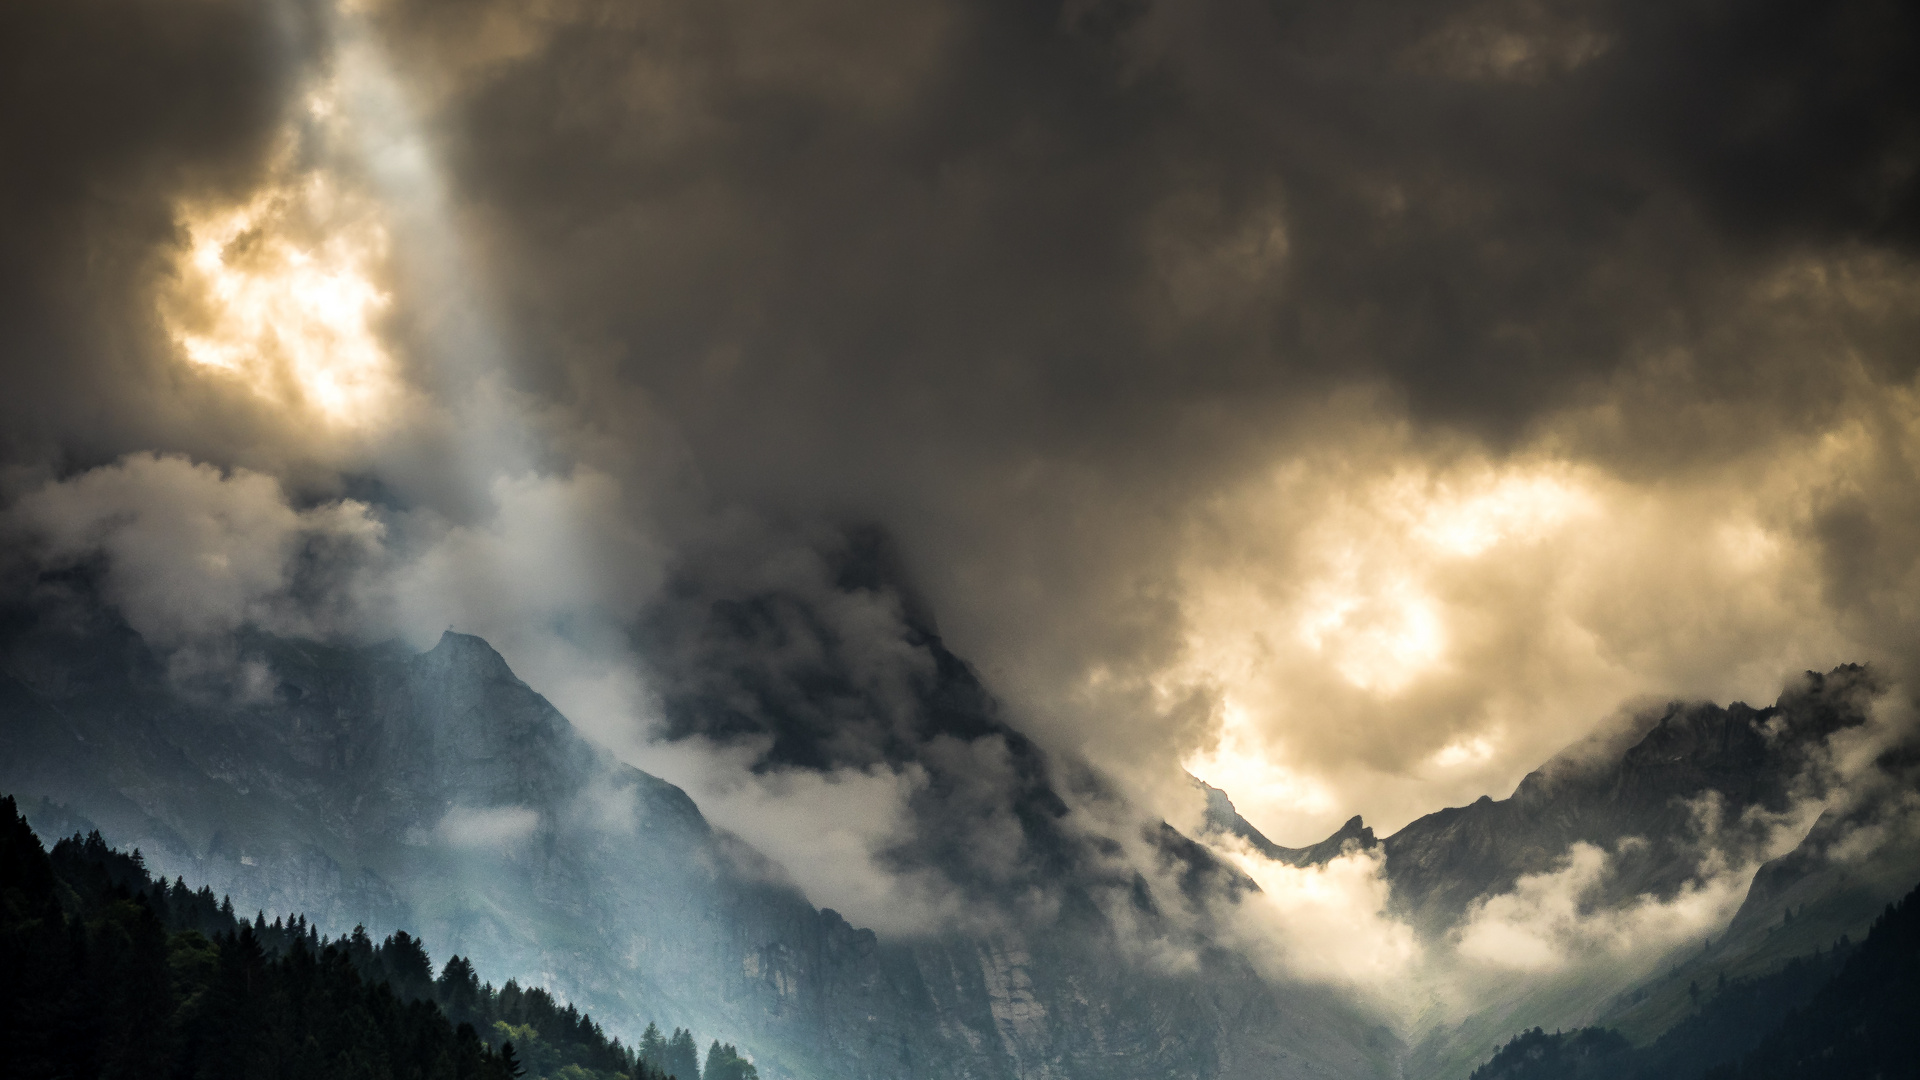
[3,575,1917,1080]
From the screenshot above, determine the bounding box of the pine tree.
[439,955,483,1024]
[639,1022,666,1070]
[702,1040,760,1080]
[382,929,435,1001]
[500,1040,527,1079]
[665,1027,701,1080]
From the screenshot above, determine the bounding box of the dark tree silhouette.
[0,793,720,1080]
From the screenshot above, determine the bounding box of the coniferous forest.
[1468,878,1920,1080]
[0,795,754,1080]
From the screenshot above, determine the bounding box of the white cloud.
[8,452,387,647]
[436,804,541,849]
[1206,837,1421,1003]
[646,736,973,936]
[1454,840,1750,973]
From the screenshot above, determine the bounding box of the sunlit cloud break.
[163,90,399,429]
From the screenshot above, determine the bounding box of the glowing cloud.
[162,83,400,428]
[1215,841,1421,997]
[1430,735,1496,769]
[1400,469,1597,558]
[1183,699,1335,826]
[1296,569,1447,693]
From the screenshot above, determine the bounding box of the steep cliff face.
[0,612,1393,1080]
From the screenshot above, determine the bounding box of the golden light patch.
[1400,470,1597,557]
[1248,462,1599,696]
[1182,699,1336,822]
[1431,735,1496,769]
[1295,568,1446,693]
[1157,453,1617,838]
[163,98,399,429]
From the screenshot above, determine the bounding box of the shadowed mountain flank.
[0,597,1392,1080]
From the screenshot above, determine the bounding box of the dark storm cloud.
[1635,0,1920,248]
[290,0,1920,838]
[0,0,320,473]
[7,0,1913,545]
[376,0,1920,458]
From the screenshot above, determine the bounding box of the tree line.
[0,795,758,1080]
[633,1025,756,1080]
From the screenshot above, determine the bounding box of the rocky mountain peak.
[1382,665,1879,937]
[1326,814,1375,846]
[1193,774,1379,866]
[418,630,523,686]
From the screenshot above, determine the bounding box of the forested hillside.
[0,794,750,1080]
[1468,877,1920,1080]
[1707,878,1920,1080]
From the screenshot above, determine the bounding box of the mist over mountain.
[1467,873,1920,1080]
[5,558,1919,1079]
[1389,666,1875,931]
[0,580,1399,1080]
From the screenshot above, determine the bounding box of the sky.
[2,0,1919,884]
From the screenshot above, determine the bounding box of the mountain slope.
[1465,947,1847,1080]
[0,597,1393,1080]
[0,794,652,1080]
[1369,668,1903,1080]
[11,549,1916,1080]
[1710,878,1920,1080]
[1463,873,1920,1080]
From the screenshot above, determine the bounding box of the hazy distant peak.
[1192,774,1377,866]
[1505,663,1877,811]
[1381,665,1884,938]
[427,628,499,656]
[1326,815,1374,843]
[419,630,522,685]
[1284,815,1379,867]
